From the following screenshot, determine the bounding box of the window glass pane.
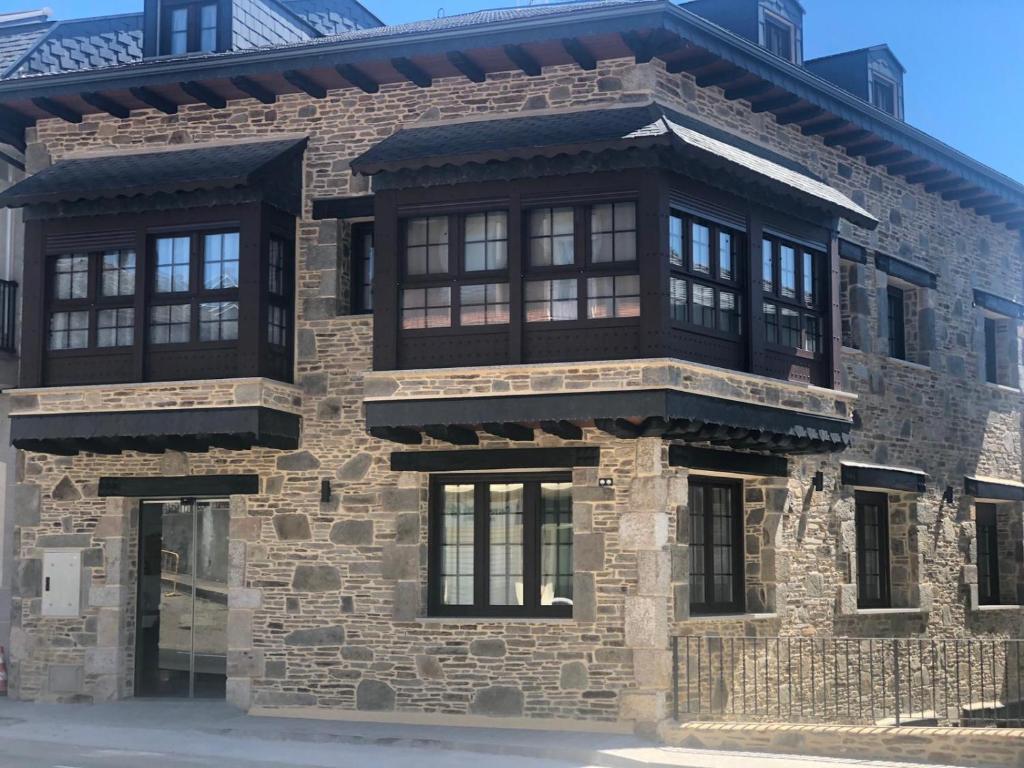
[719,290,741,335]
[803,314,820,353]
[802,251,815,305]
[691,223,710,274]
[587,274,639,319]
[464,211,507,271]
[355,230,373,312]
[762,239,774,293]
[529,208,574,267]
[710,485,735,604]
[670,277,687,323]
[406,216,448,275]
[540,482,573,606]
[101,250,136,297]
[692,283,715,329]
[155,236,191,293]
[440,484,475,606]
[719,231,733,280]
[488,483,524,606]
[525,278,577,322]
[54,255,89,300]
[200,4,217,52]
[402,287,451,329]
[669,213,684,268]
[268,237,286,296]
[460,282,509,326]
[203,232,240,290]
[780,245,796,299]
[764,302,778,344]
[48,310,89,350]
[97,308,134,348]
[688,484,705,605]
[170,7,188,54]
[199,301,239,341]
[267,304,288,347]
[150,304,191,344]
[591,202,636,263]
[780,306,801,347]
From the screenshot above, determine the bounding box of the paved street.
[0,699,970,768]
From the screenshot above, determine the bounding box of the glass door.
[136,498,229,698]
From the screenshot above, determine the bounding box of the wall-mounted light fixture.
[321,479,333,503]
[943,485,955,505]
[812,471,824,492]
[598,477,614,488]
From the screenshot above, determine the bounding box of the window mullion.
[703,489,714,607]
[474,482,488,611]
[522,481,540,613]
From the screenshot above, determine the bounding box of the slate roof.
[0,137,308,207]
[6,14,143,78]
[0,20,52,77]
[351,102,877,229]
[283,0,383,36]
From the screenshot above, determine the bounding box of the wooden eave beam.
[886,158,931,175]
[423,424,478,446]
[368,426,422,444]
[337,64,378,94]
[823,128,870,147]
[941,186,983,201]
[31,96,82,124]
[665,51,718,74]
[991,209,1024,224]
[801,117,847,137]
[503,44,541,77]
[974,201,1019,216]
[81,91,130,119]
[561,37,596,70]
[959,193,1001,209]
[694,65,746,88]
[775,106,823,126]
[180,80,225,109]
[594,418,643,439]
[865,149,912,167]
[845,139,891,158]
[925,177,972,193]
[283,69,326,98]
[723,80,773,101]
[391,57,432,88]
[447,51,486,83]
[750,93,800,113]
[482,422,534,442]
[230,76,277,104]
[540,420,583,441]
[621,29,677,64]
[129,86,177,115]
[905,168,949,185]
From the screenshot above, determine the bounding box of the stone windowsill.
[854,607,924,617]
[414,616,576,624]
[984,381,1022,395]
[685,612,779,622]
[972,604,1024,613]
[885,356,933,372]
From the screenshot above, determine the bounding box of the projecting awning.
[964,476,1024,502]
[351,102,878,230]
[11,406,301,455]
[0,137,308,212]
[840,462,927,493]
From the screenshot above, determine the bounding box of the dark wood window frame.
[686,476,745,615]
[762,12,795,62]
[350,221,374,315]
[46,250,136,356]
[855,491,892,609]
[427,471,574,619]
[762,233,825,356]
[668,210,745,340]
[870,76,897,116]
[887,284,907,360]
[26,203,295,388]
[159,0,219,55]
[976,503,1001,605]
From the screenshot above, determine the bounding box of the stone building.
[0,0,1021,733]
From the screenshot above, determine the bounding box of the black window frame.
[984,315,1000,384]
[763,13,794,62]
[159,0,219,56]
[761,234,825,355]
[976,503,1001,606]
[265,235,292,349]
[686,476,745,615]
[871,77,897,115]
[887,284,906,360]
[350,221,374,315]
[855,491,892,609]
[668,210,745,339]
[427,472,574,619]
[46,249,137,355]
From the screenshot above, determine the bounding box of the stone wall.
[7,51,1024,729]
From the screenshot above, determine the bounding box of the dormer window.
[763,14,794,61]
[161,0,218,55]
[870,76,896,115]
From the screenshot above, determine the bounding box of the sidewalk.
[0,699,963,768]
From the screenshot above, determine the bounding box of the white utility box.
[41,551,84,618]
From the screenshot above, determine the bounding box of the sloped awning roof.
[0,136,307,209]
[351,102,878,229]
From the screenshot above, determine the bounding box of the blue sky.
[28,0,1024,183]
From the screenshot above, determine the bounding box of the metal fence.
[673,636,1024,728]
[0,279,16,353]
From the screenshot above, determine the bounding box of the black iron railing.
[673,636,1024,728]
[0,279,16,353]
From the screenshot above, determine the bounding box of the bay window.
[429,473,573,617]
[668,211,744,336]
[762,234,824,354]
[48,249,136,351]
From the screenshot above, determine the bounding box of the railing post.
[893,639,901,726]
[672,635,679,721]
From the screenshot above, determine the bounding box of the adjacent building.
[0,0,1021,731]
